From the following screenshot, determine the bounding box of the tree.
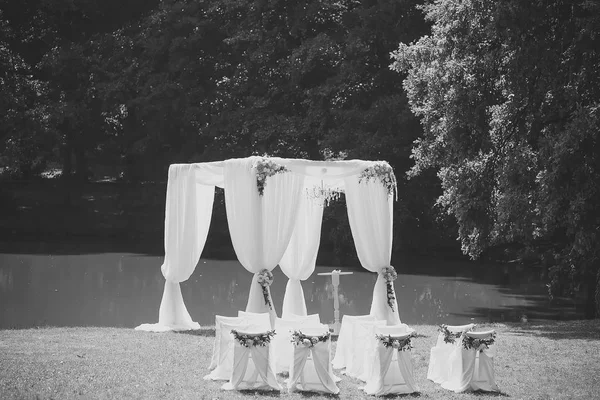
[391,0,600,316]
[0,13,51,178]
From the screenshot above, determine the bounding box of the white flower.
[392,340,400,349]
[302,338,312,346]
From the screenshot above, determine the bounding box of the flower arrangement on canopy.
[254,158,288,196]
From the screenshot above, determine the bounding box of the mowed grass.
[1,320,599,400]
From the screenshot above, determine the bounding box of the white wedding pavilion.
[136,156,401,332]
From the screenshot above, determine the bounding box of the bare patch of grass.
[0,321,598,399]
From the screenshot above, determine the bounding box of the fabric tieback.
[257,269,274,310]
[380,266,398,311]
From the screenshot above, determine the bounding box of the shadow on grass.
[295,391,339,398]
[471,390,510,397]
[506,320,600,341]
[175,328,216,337]
[237,389,281,397]
[379,392,423,398]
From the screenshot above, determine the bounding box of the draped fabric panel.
[279,191,324,317]
[344,175,400,325]
[136,165,214,332]
[224,158,305,321]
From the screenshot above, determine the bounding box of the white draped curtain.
[344,174,400,325]
[136,164,215,332]
[279,189,324,317]
[224,157,305,322]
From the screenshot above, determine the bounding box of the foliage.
[0,0,455,257]
[0,14,51,178]
[391,0,600,316]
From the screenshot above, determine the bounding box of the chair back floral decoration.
[375,332,415,351]
[462,332,496,351]
[290,331,331,348]
[231,330,276,347]
[438,324,477,344]
[257,269,274,309]
[358,162,398,199]
[254,158,289,196]
[381,266,398,311]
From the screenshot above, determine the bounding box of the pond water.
[0,249,584,329]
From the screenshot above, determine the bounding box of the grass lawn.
[1,320,599,400]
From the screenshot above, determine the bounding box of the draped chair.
[287,327,340,394]
[362,325,418,396]
[272,314,322,373]
[344,318,387,379]
[441,330,499,393]
[332,314,376,370]
[427,323,476,384]
[204,314,271,381]
[359,323,411,382]
[222,330,281,392]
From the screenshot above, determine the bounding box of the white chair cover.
[222,330,282,391]
[237,311,272,328]
[208,315,244,371]
[427,323,476,384]
[224,158,305,325]
[279,189,324,317]
[288,328,340,394]
[332,314,375,369]
[359,323,411,382]
[441,330,499,393]
[272,315,323,373]
[344,173,400,325]
[344,318,387,379]
[204,315,272,381]
[363,327,418,396]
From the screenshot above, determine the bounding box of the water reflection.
[0,252,584,329]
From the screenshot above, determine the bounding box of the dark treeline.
[1,0,598,316]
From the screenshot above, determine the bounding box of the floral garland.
[290,330,331,348]
[462,332,496,351]
[438,324,470,344]
[254,158,288,196]
[380,266,398,311]
[375,333,414,351]
[257,269,274,309]
[358,162,397,199]
[231,329,276,347]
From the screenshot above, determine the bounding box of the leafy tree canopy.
[391,0,600,315]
